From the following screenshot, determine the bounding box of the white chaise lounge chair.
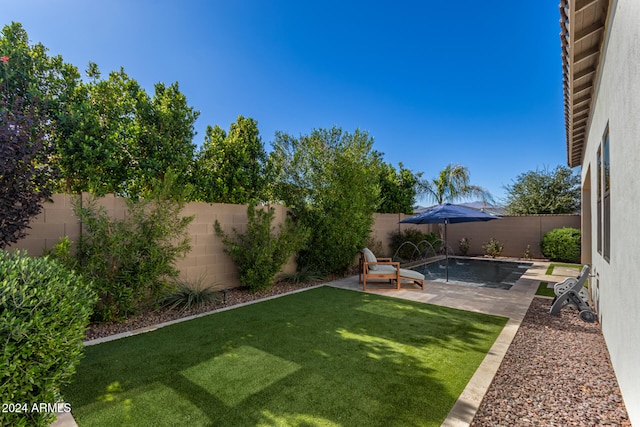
[359,248,425,291]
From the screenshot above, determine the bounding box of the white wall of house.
[581,0,640,423]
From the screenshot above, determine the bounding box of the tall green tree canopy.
[56,65,198,197]
[0,22,79,113]
[503,165,581,214]
[270,127,381,274]
[133,81,198,195]
[1,22,73,247]
[2,23,199,198]
[55,66,145,195]
[377,162,421,214]
[419,163,493,205]
[192,115,268,204]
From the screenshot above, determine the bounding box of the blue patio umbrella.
[399,203,500,281]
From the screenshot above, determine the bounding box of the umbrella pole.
[445,220,449,282]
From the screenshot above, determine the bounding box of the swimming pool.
[411,257,533,290]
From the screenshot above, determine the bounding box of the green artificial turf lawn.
[538,263,583,297]
[545,263,581,275]
[536,282,556,297]
[63,287,507,427]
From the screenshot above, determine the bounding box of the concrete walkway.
[52,260,575,427]
[327,260,565,427]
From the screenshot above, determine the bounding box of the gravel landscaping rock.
[471,297,630,426]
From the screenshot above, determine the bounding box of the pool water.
[411,257,533,290]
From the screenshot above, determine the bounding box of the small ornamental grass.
[277,266,325,285]
[161,278,220,313]
[63,287,507,427]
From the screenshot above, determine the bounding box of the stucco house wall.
[578,0,640,422]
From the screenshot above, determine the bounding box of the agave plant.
[278,267,325,285]
[161,277,221,313]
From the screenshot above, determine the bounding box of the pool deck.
[52,259,573,427]
[327,259,565,427]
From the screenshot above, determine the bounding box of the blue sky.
[3,1,568,203]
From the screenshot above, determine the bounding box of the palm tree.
[419,163,493,205]
[418,164,494,250]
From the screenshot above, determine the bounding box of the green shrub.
[389,228,441,261]
[215,205,309,292]
[297,207,374,275]
[43,236,78,270]
[458,237,471,256]
[73,178,193,322]
[271,127,381,276]
[482,238,504,258]
[541,227,581,263]
[0,250,96,427]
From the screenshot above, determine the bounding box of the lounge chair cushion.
[372,265,425,281]
[362,248,378,270]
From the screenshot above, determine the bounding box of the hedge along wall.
[8,193,296,288]
[371,213,581,259]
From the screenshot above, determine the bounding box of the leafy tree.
[419,163,493,205]
[0,23,78,243]
[0,22,79,115]
[1,24,132,196]
[0,93,57,248]
[270,127,381,275]
[56,65,198,197]
[377,161,421,214]
[55,66,142,195]
[192,115,267,203]
[2,24,199,199]
[135,81,199,193]
[503,165,580,214]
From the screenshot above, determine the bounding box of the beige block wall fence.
[9,194,580,289]
[8,193,295,288]
[371,213,581,259]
